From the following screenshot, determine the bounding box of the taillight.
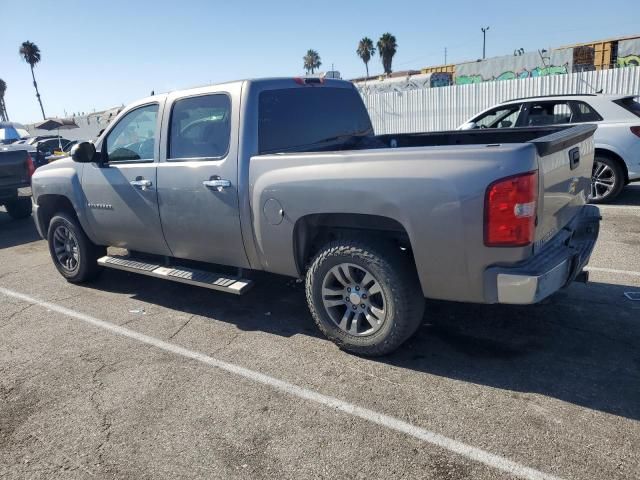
[484,171,538,247]
[631,126,640,138]
[26,153,36,179]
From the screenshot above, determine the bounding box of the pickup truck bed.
[31,78,600,355]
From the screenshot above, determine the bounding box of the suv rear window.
[614,97,640,118]
[571,101,604,122]
[258,87,372,154]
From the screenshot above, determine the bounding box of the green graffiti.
[530,65,568,77]
[495,71,517,81]
[617,55,640,67]
[456,63,569,84]
[455,75,483,85]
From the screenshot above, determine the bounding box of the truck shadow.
[89,269,640,421]
[608,184,640,206]
[0,210,41,249]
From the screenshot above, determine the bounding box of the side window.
[169,94,231,160]
[105,104,158,162]
[474,105,520,128]
[571,101,604,122]
[526,102,572,126]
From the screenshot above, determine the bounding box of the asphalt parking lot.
[1,187,639,480]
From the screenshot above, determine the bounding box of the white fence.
[358,67,640,134]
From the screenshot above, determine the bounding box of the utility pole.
[481,26,490,60]
[444,47,447,65]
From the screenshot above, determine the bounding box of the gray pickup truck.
[31,78,600,355]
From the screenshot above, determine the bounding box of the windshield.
[258,87,373,154]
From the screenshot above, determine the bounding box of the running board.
[97,255,253,295]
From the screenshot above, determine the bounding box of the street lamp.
[481,26,490,60]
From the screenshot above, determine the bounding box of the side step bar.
[97,255,253,295]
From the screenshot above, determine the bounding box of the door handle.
[203,178,231,192]
[130,179,153,189]
[569,147,580,170]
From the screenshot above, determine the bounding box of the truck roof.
[141,77,356,103]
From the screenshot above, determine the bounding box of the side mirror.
[71,142,97,163]
[459,121,478,130]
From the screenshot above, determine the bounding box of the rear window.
[258,87,372,154]
[571,101,604,122]
[614,97,640,118]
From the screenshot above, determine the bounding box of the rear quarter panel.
[249,144,539,303]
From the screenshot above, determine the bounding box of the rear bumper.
[0,186,31,203]
[484,205,600,304]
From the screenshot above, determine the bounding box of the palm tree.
[356,37,376,78]
[19,41,46,119]
[377,33,398,75]
[303,49,322,75]
[0,79,8,122]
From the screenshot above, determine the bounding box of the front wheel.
[305,240,425,356]
[590,156,624,204]
[47,213,105,283]
[5,197,33,219]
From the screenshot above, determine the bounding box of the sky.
[1,0,638,123]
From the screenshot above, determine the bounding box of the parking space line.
[0,287,562,480]
[586,267,640,277]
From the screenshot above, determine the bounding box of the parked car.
[0,143,35,219]
[45,140,80,163]
[32,137,71,167]
[459,94,640,203]
[31,78,600,355]
[0,122,31,145]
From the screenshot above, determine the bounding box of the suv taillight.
[631,126,640,138]
[484,171,538,247]
[26,153,36,179]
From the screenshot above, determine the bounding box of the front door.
[157,89,249,268]
[82,102,171,256]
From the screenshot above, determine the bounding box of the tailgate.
[530,124,597,251]
[0,149,31,189]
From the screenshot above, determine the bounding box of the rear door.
[156,85,249,268]
[82,102,171,255]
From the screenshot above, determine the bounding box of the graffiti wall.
[617,38,640,67]
[455,49,573,85]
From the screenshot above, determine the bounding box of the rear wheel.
[5,197,32,219]
[590,155,624,203]
[47,213,105,283]
[306,240,425,356]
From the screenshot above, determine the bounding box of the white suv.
[460,94,640,203]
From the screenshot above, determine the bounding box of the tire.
[47,213,105,283]
[590,155,624,204]
[5,197,33,219]
[305,240,425,356]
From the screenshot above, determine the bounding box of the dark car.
[33,137,71,167]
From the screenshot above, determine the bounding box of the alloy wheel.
[321,263,386,336]
[52,225,80,272]
[591,160,616,201]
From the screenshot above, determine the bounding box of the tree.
[303,49,322,75]
[19,41,46,119]
[0,79,8,121]
[377,33,397,75]
[356,37,376,78]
